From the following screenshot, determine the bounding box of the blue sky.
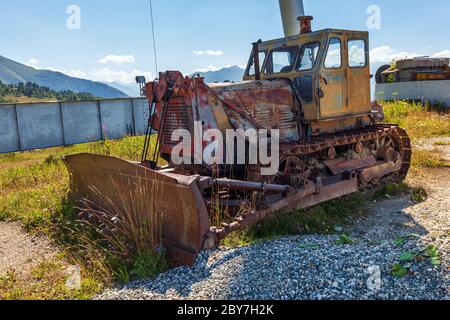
[1,0,449,85]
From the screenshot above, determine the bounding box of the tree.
[0,81,96,102]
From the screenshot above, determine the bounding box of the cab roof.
[258,28,369,47]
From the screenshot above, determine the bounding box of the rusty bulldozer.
[64,13,411,266]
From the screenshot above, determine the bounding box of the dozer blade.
[63,154,211,267]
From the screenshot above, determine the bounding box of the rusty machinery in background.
[64,0,411,266]
[376,57,450,84]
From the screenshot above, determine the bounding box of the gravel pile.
[97,168,449,301]
[97,234,448,300]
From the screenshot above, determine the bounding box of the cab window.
[296,42,320,71]
[247,51,266,76]
[264,46,299,74]
[348,39,367,68]
[324,38,342,69]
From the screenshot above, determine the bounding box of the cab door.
[346,37,371,114]
[318,35,348,118]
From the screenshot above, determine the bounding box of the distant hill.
[0,55,127,99]
[106,82,141,97]
[192,65,245,83]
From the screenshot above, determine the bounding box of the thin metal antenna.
[149,0,159,77]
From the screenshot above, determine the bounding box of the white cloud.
[193,50,224,56]
[348,45,365,67]
[195,65,222,73]
[88,68,152,84]
[194,64,245,73]
[26,58,41,68]
[325,49,342,68]
[432,50,450,58]
[370,45,450,63]
[42,66,83,77]
[65,70,88,78]
[370,45,420,63]
[38,66,151,85]
[45,67,61,72]
[97,54,135,64]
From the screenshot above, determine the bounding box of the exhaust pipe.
[279,0,305,37]
[298,15,313,34]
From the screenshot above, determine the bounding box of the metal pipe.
[209,178,290,194]
[298,15,313,34]
[278,0,305,37]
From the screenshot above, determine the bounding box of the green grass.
[334,234,356,245]
[394,234,421,247]
[382,100,450,169]
[391,263,409,278]
[383,100,450,140]
[0,136,158,229]
[222,180,428,249]
[1,100,449,299]
[374,182,428,203]
[411,149,450,168]
[0,135,160,299]
[433,141,450,146]
[0,260,101,300]
[389,244,442,278]
[222,194,366,248]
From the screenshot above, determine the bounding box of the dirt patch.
[353,168,450,240]
[415,137,450,162]
[0,222,59,277]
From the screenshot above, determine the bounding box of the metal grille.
[162,102,191,146]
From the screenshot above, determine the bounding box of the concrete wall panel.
[61,101,102,145]
[0,104,20,153]
[375,80,450,106]
[132,98,151,135]
[16,103,64,151]
[0,98,150,154]
[99,99,133,139]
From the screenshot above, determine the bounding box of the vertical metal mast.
[278,0,305,37]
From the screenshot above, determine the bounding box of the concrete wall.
[0,98,150,154]
[375,80,450,106]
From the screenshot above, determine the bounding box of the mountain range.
[193,64,383,99]
[0,55,127,98]
[0,53,386,100]
[191,64,384,84]
[192,65,245,83]
[106,82,141,97]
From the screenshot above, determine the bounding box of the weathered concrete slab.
[61,101,102,145]
[16,103,64,151]
[99,99,134,139]
[0,98,149,154]
[375,80,450,106]
[0,104,20,153]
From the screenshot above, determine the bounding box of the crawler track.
[212,125,412,241]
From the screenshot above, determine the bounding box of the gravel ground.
[99,236,448,300]
[0,221,58,277]
[98,167,449,301]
